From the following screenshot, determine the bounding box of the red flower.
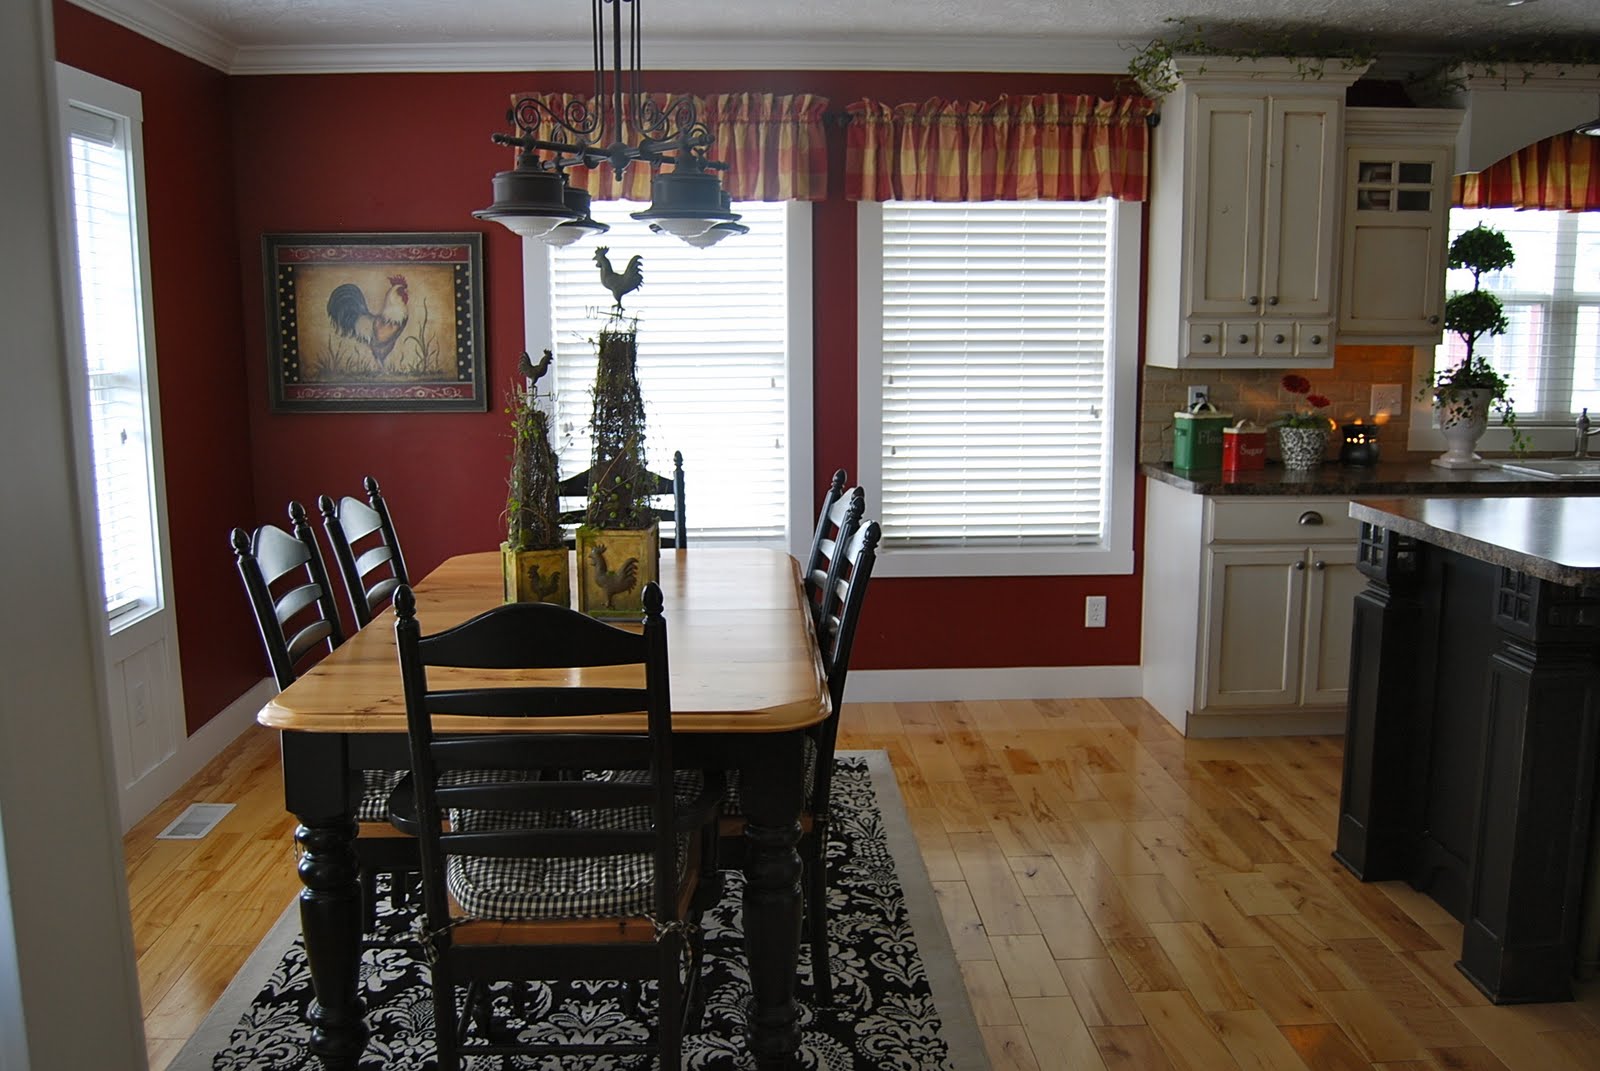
[1281,374,1311,395]
[1306,394,1331,409]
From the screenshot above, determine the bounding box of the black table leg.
[282,731,368,1069]
[739,731,805,1070]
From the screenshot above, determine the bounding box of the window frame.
[855,198,1140,578]
[56,65,174,643]
[1407,207,1600,455]
[522,200,813,556]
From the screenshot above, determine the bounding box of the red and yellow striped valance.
[844,94,1156,202]
[509,92,829,202]
[1452,130,1600,211]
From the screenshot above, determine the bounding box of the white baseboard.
[844,666,1142,703]
[117,677,274,832]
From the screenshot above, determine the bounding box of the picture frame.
[263,232,486,412]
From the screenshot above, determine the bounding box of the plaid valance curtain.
[844,94,1155,202]
[1452,131,1600,211]
[510,92,830,201]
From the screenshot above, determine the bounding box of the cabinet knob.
[1294,559,1306,571]
[1310,334,1323,345]
[1248,295,1260,306]
[1274,333,1286,344]
[1238,334,1250,344]
[1298,510,1323,526]
[1200,333,1213,344]
[1313,560,1326,571]
[1428,315,1440,325]
[1268,296,1279,306]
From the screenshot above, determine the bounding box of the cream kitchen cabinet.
[1145,58,1368,369]
[1337,108,1463,344]
[1142,478,1362,737]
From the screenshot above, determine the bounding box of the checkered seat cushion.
[720,734,819,814]
[444,769,703,921]
[356,769,408,822]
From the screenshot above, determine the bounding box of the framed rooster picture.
[263,232,486,412]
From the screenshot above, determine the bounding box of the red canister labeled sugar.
[1222,420,1266,471]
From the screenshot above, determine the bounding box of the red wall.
[54,2,263,733]
[229,68,1147,671]
[52,7,1148,735]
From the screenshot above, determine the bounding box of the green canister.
[1172,400,1232,471]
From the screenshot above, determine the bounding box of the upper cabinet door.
[1261,99,1340,318]
[1338,146,1451,342]
[1189,96,1266,317]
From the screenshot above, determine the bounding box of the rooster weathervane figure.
[594,247,643,311]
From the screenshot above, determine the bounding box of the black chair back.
[230,501,346,690]
[393,581,682,928]
[811,519,882,803]
[558,450,686,548]
[319,476,409,628]
[805,472,865,625]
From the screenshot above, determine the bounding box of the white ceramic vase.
[1432,388,1492,469]
[1277,426,1327,470]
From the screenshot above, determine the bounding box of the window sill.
[873,544,1135,578]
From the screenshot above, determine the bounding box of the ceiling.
[71,0,1600,76]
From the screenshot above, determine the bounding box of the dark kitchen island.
[1335,495,1600,1004]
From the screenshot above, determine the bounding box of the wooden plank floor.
[125,699,1600,1071]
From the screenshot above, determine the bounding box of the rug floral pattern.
[212,757,956,1069]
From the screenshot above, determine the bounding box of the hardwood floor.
[124,699,1600,1071]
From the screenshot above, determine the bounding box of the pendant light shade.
[473,157,580,238]
[631,168,740,238]
[541,183,611,248]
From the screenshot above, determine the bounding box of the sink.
[1496,459,1600,480]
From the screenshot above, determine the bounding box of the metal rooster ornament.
[594,247,643,311]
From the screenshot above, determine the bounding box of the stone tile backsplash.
[1139,345,1419,465]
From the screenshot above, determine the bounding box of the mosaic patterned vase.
[1277,426,1328,470]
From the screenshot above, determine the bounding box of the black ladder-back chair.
[721,518,881,1006]
[558,449,686,548]
[318,475,409,628]
[802,469,865,626]
[391,582,720,1071]
[229,501,415,932]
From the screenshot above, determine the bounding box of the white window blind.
[547,201,790,541]
[66,103,160,621]
[877,200,1115,548]
[1433,207,1600,425]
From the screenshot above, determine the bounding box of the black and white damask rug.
[171,752,987,1070]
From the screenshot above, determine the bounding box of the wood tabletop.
[258,548,830,734]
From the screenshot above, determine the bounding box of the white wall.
[0,0,148,1066]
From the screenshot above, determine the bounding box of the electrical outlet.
[1186,385,1210,411]
[1371,383,1404,419]
[1084,595,1107,629]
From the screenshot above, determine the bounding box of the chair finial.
[642,581,664,617]
[394,584,416,618]
[288,500,309,525]
[317,494,336,520]
[229,527,250,555]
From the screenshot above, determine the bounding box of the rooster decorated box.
[263,232,485,412]
[574,523,660,620]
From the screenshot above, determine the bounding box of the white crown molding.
[68,0,235,72]
[226,35,1138,77]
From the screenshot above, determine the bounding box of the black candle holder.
[1339,423,1380,466]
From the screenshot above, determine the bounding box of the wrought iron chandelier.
[474,0,744,248]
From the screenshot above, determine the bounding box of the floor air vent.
[156,802,235,840]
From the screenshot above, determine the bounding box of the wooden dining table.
[257,547,830,1071]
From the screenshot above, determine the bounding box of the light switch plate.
[1370,384,1404,419]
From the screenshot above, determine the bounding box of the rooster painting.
[588,542,639,609]
[326,274,410,366]
[594,247,642,311]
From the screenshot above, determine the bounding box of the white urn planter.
[1277,426,1328,470]
[1432,387,1493,469]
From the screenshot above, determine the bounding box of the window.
[857,199,1139,577]
[1418,207,1600,448]
[61,71,165,626]
[526,200,811,547]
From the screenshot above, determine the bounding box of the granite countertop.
[1142,460,1600,496]
[1349,496,1600,587]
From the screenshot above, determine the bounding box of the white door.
[1260,97,1340,318]
[1300,543,1364,707]
[1201,546,1307,712]
[1189,95,1266,316]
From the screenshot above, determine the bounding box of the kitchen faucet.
[1578,408,1599,458]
